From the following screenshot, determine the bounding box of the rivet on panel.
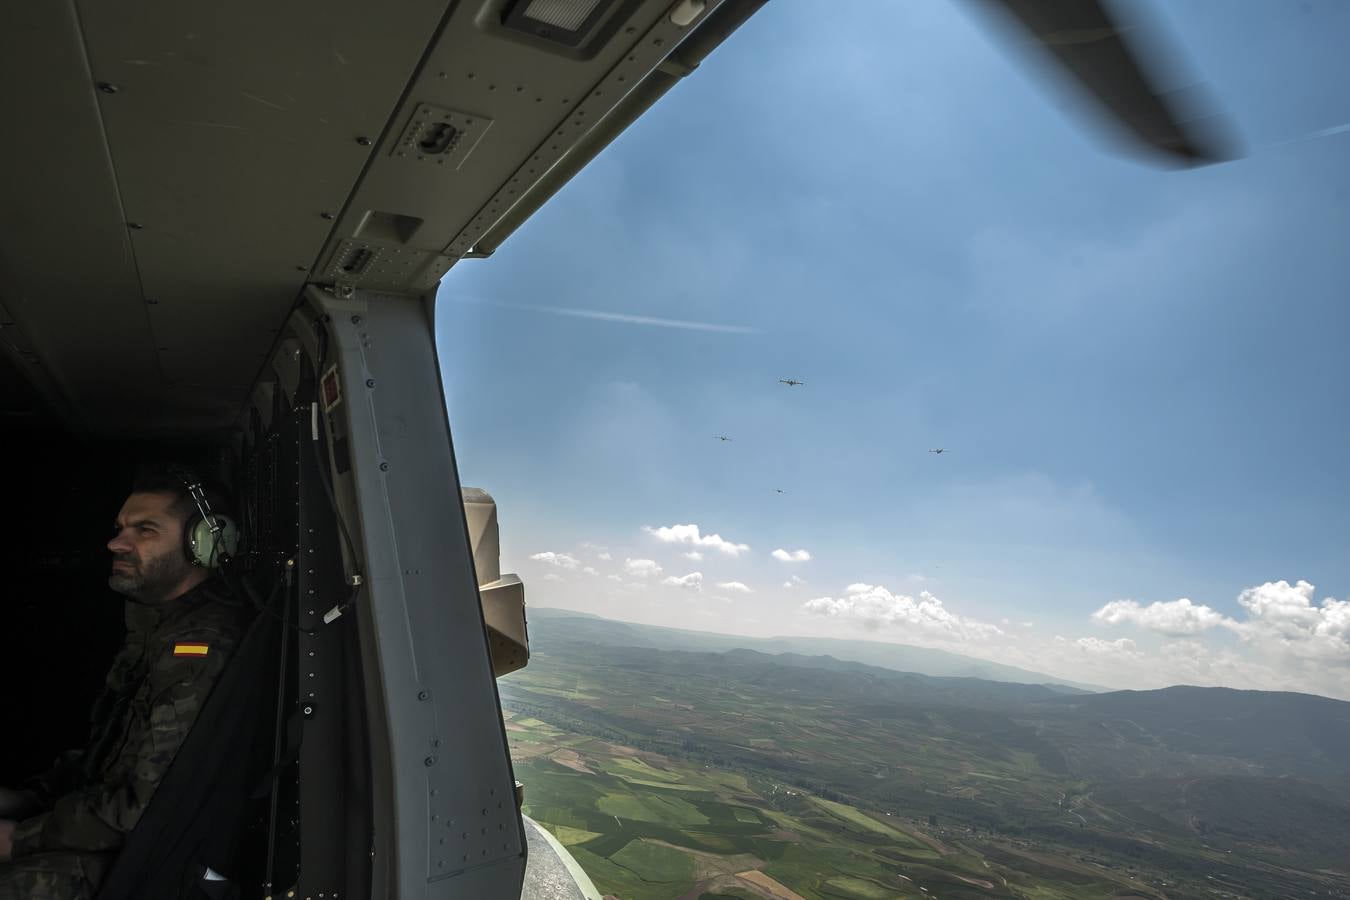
[355,136,372,146]
[97,82,119,94]
[320,212,334,220]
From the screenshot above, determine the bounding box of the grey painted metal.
[303,285,526,899]
[296,400,367,897]
[520,817,603,900]
[0,2,153,436]
[331,0,733,278]
[1,0,768,440]
[0,0,446,438]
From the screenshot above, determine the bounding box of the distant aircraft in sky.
[715,435,732,442]
[774,489,786,494]
[929,448,945,454]
[778,378,804,387]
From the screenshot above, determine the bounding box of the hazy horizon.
[524,602,1350,701]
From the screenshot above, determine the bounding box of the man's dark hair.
[130,467,236,526]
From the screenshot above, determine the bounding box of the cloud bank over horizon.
[516,524,1350,701]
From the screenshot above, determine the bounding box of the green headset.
[174,469,242,569]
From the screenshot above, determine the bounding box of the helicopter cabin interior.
[0,1,767,898]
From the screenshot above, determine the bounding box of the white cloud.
[582,566,598,576]
[1092,597,1228,637]
[1089,580,1350,669]
[530,551,581,570]
[597,552,612,561]
[782,575,806,589]
[772,548,812,563]
[683,551,704,561]
[1065,636,1141,658]
[606,574,623,582]
[718,581,753,594]
[662,572,704,591]
[1228,580,1350,662]
[803,583,1002,642]
[643,523,750,556]
[542,573,565,583]
[624,558,663,578]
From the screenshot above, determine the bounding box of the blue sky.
[435,1,1350,697]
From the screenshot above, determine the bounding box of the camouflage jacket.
[12,578,252,857]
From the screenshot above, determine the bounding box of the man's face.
[107,492,196,602]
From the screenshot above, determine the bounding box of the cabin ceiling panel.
[0,2,158,436]
[5,0,448,438]
[318,0,718,290]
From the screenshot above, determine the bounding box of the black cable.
[262,560,294,894]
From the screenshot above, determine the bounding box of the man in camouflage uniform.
[0,472,252,899]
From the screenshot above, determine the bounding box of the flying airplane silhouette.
[779,379,804,387]
[929,448,945,454]
[774,489,786,494]
[715,435,731,442]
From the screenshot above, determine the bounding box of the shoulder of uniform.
[157,608,251,656]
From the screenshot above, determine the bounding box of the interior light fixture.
[503,0,622,47]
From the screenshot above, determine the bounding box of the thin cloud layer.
[804,583,1003,642]
[718,581,753,594]
[772,548,811,563]
[530,551,581,570]
[644,523,750,556]
[663,572,704,590]
[1093,597,1227,636]
[1063,636,1141,658]
[624,558,664,578]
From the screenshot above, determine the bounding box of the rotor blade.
[966,0,1241,167]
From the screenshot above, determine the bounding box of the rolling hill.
[502,612,1350,898]
[527,607,1104,691]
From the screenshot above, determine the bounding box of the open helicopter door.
[245,285,527,899]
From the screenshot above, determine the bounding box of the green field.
[502,634,1350,900]
[510,713,1129,899]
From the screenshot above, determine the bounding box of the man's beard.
[109,551,193,603]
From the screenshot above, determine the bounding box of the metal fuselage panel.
[295,286,526,899]
[0,0,733,440]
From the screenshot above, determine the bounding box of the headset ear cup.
[183,512,204,566]
[186,514,241,568]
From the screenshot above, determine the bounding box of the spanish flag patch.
[173,643,210,658]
